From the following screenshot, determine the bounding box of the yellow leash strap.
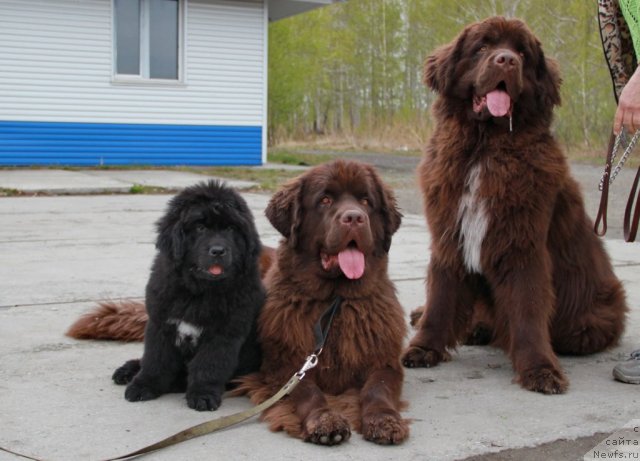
[100,373,303,461]
[0,372,303,461]
[0,297,342,461]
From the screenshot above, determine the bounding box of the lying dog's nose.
[493,50,519,68]
[341,209,366,227]
[208,245,227,257]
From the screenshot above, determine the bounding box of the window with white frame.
[113,0,182,80]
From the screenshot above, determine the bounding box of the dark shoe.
[613,350,640,384]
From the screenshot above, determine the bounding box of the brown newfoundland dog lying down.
[234,160,410,445]
[402,17,627,394]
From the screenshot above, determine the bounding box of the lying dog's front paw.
[362,411,409,445]
[124,381,159,402]
[186,391,221,411]
[402,346,450,368]
[518,366,568,395]
[303,410,351,446]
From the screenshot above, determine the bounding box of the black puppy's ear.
[366,165,402,253]
[424,28,468,93]
[265,177,304,248]
[536,51,561,109]
[156,204,185,261]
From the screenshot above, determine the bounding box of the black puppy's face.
[181,211,245,281]
[155,181,260,284]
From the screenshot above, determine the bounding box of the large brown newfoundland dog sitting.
[402,17,627,394]
[235,160,410,445]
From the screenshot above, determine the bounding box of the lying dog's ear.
[424,28,468,94]
[366,165,402,253]
[265,177,304,248]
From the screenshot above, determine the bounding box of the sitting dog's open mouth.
[473,81,513,118]
[320,241,366,280]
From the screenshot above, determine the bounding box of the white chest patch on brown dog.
[168,319,203,347]
[457,163,489,274]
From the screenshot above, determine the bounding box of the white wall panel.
[0,0,265,126]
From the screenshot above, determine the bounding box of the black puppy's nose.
[341,209,366,227]
[494,50,519,68]
[208,245,227,257]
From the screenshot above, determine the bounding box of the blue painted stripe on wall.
[0,121,263,166]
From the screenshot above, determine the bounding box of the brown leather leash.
[623,162,640,241]
[595,129,640,242]
[0,296,344,461]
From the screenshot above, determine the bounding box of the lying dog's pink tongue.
[338,248,365,280]
[486,89,511,117]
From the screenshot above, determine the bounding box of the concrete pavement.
[0,168,638,461]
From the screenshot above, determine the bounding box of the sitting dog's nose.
[493,50,519,68]
[208,245,227,257]
[341,209,366,227]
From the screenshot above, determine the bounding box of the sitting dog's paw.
[464,323,493,346]
[402,346,450,368]
[303,410,351,446]
[112,359,141,385]
[409,306,425,328]
[518,366,568,395]
[362,411,409,445]
[186,391,222,411]
[124,381,159,402]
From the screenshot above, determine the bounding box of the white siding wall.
[0,0,265,126]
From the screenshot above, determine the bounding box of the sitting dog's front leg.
[186,336,244,411]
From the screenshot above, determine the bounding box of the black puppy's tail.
[66,300,147,341]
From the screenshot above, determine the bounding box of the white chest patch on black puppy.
[168,319,203,347]
[457,163,489,274]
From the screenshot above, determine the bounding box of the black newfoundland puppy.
[67,181,265,411]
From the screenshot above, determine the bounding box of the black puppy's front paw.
[186,390,222,411]
[124,381,159,402]
[112,359,141,385]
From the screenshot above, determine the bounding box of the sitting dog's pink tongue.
[338,248,365,280]
[486,89,511,117]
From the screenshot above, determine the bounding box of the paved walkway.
[0,169,638,461]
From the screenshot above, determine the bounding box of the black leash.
[312,295,343,353]
[0,296,344,461]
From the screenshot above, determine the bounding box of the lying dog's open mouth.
[320,241,366,280]
[473,81,513,118]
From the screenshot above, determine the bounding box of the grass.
[186,166,301,192]
[268,148,335,166]
[0,188,21,197]
[270,142,422,158]
[128,184,169,194]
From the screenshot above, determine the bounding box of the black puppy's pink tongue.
[486,89,511,117]
[338,248,365,280]
[209,265,223,276]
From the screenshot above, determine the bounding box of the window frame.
[111,0,186,85]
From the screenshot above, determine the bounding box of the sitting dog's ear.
[265,177,303,248]
[366,165,402,253]
[536,52,561,109]
[424,28,468,94]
